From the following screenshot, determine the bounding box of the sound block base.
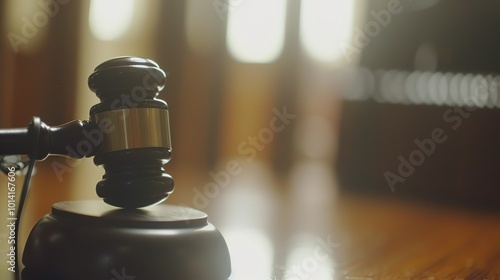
[22,200,231,280]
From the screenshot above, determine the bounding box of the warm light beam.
[227,0,287,63]
[300,0,356,63]
[221,228,274,280]
[89,0,135,41]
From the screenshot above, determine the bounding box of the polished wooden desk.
[1,161,499,279]
[192,161,500,280]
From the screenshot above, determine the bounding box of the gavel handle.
[0,127,31,156]
[0,117,100,160]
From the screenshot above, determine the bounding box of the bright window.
[226,0,287,63]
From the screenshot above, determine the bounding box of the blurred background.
[1,0,500,279]
[0,0,357,231]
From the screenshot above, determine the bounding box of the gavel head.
[87,56,174,208]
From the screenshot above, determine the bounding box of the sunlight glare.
[221,227,274,280]
[89,0,135,41]
[300,0,356,63]
[226,0,287,63]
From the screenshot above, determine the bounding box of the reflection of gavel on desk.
[0,57,231,280]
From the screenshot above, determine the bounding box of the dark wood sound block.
[22,200,231,280]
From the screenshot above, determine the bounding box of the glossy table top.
[1,160,499,279]
[194,161,500,280]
